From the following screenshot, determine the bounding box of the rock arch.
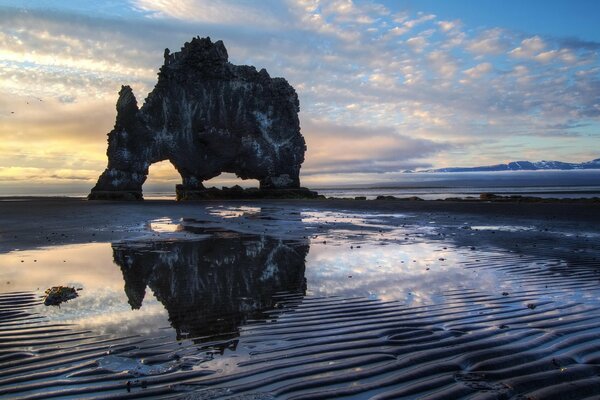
[89,37,308,200]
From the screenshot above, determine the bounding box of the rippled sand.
[0,198,599,399]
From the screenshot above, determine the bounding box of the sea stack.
[89,36,313,200]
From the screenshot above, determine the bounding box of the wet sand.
[1,197,598,252]
[1,198,600,399]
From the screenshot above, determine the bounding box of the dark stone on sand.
[473,193,600,203]
[43,286,79,306]
[375,195,424,201]
[86,190,143,201]
[89,37,307,201]
[480,193,500,200]
[443,197,464,201]
[176,186,321,200]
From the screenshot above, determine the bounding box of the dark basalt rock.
[89,37,308,200]
[375,195,424,201]
[43,286,79,306]
[176,185,321,200]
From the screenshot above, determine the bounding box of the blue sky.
[0,0,599,191]
[394,0,600,42]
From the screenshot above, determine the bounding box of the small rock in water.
[43,286,79,306]
[527,303,537,310]
[502,292,509,296]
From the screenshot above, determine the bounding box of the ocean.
[1,170,599,200]
[144,170,600,200]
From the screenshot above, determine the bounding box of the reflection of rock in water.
[112,234,308,340]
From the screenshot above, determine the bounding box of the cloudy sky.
[1,0,599,193]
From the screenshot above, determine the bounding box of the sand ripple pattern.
[183,287,600,400]
[3,261,600,400]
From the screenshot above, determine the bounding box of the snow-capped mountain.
[422,158,600,173]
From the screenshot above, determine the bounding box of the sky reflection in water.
[0,208,538,339]
[305,241,503,305]
[0,242,171,336]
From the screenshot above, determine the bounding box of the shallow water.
[1,206,600,399]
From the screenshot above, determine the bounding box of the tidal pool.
[0,212,510,335]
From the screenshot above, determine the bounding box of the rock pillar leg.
[175,175,206,201]
[88,168,147,200]
[259,174,300,189]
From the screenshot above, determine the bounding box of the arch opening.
[203,173,260,190]
[143,160,181,200]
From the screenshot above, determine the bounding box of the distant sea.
[1,170,599,201]
[316,185,600,200]
[316,170,600,200]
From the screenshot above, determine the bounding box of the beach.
[1,197,600,399]
[4,0,600,398]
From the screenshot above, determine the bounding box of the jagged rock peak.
[163,36,229,67]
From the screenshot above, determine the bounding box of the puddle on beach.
[1,206,596,334]
[2,206,600,399]
[468,225,535,232]
[0,212,507,334]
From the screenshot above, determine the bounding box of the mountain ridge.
[418,158,600,173]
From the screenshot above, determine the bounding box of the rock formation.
[113,233,308,340]
[89,37,311,200]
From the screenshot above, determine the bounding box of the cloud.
[466,28,510,55]
[424,51,458,80]
[301,119,447,175]
[437,20,457,33]
[462,62,492,80]
[406,36,428,52]
[403,13,436,29]
[0,166,97,183]
[0,1,599,188]
[509,36,547,58]
[558,37,600,51]
[131,0,289,28]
